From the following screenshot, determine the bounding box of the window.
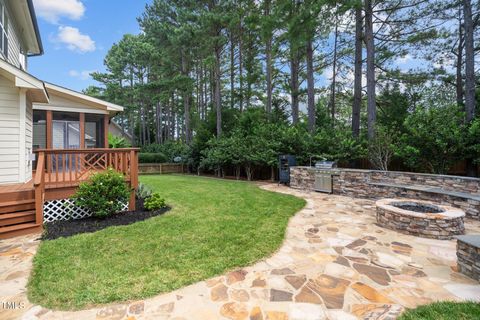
[0,1,8,59]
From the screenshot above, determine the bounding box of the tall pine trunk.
[464,0,476,176]
[456,10,464,108]
[239,19,244,112]
[230,30,235,109]
[306,38,315,133]
[464,0,476,122]
[352,6,363,138]
[290,46,300,124]
[156,102,162,144]
[365,0,376,140]
[181,53,192,144]
[265,0,273,115]
[214,45,222,137]
[329,18,339,127]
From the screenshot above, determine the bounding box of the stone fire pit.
[376,198,465,240]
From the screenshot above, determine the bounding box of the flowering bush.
[73,168,130,218]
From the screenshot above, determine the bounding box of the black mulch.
[42,198,170,240]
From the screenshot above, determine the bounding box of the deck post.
[104,115,109,148]
[46,111,53,173]
[128,149,138,211]
[34,152,45,225]
[79,113,85,149]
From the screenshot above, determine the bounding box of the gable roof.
[8,0,43,56]
[44,82,124,113]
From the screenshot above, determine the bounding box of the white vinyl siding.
[25,95,32,180]
[0,74,20,184]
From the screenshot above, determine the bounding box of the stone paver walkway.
[1,184,480,320]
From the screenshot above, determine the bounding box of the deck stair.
[0,189,41,239]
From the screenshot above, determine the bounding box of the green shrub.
[136,182,152,200]
[108,133,131,148]
[144,193,166,211]
[141,141,189,162]
[73,168,130,218]
[138,152,168,163]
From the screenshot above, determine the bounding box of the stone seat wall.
[456,235,480,281]
[289,167,480,220]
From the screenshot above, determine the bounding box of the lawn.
[398,302,480,320]
[28,175,305,310]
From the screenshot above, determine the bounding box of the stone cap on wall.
[291,166,480,182]
[456,235,480,248]
[376,198,465,220]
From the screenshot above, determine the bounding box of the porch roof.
[43,82,124,113]
[0,59,49,103]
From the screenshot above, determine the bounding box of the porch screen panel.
[33,110,46,150]
[52,112,80,149]
[85,114,105,148]
[33,110,46,169]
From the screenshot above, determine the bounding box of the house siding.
[0,74,20,184]
[25,94,32,181]
[7,15,22,69]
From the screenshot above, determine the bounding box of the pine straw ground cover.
[28,175,305,310]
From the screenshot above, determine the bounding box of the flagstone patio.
[1,183,480,320]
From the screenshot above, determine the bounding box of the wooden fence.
[139,163,186,174]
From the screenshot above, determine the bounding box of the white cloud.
[57,26,95,53]
[68,69,95,80]
[33,0,85,24]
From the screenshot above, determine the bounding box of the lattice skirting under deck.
[43,198,129,223]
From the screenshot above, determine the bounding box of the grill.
[314,161,336,193]
[315,160,337,169]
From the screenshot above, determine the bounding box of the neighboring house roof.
[109,120,133,141]
[9,0,43,56]
[44,82,124,113]
[0,58,48,102]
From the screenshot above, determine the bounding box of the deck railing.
[34,148,140,224]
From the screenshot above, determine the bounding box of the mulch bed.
[42,198,170,240]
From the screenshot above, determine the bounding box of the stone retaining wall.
[457,236,480,281]
[290,167,480,219]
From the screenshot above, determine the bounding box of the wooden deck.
[0,171,96,194]
[0,180,34,193]
[0,148,139,239]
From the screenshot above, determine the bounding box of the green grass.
[398,302,480,320]
[28,175,305,310]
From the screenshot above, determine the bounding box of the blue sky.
[29,0,151,92]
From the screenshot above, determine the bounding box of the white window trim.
[0,0,8,60]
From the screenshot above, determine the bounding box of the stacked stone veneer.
[376,199,465,240]
[457,236,480,281]
[290,167,480,219]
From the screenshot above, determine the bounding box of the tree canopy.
[88,0,479,178]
